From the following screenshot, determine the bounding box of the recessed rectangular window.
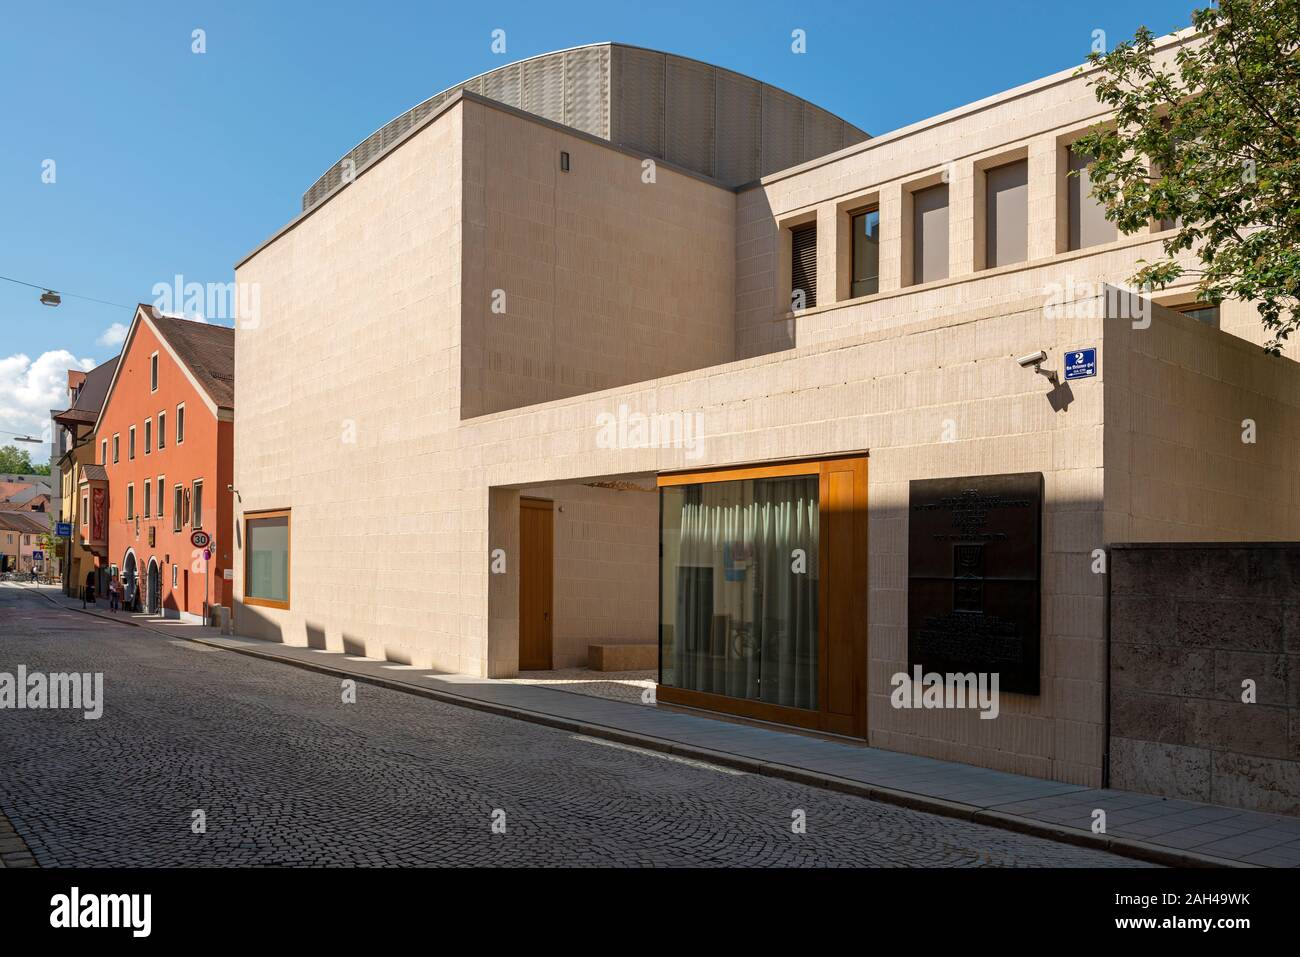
[245,510,291,609]
[143,479,151,519]
[1175,303,1220,326]
[984,159,1028,268]
[157,411,166,450]
[128,427,136,461]
[157,475,165,518]
[126,484,135,520]
[912,183,949,284]
[101,439,107,465]
[790,223,817,309]
[144,418,152,455]
[172,564,178,587]
[112,434,119,464]
[192,480,204,529]
[150,353,158,392]
[81,495,88,526]
[559,150,570,172]
[173,485,183,532]
[850,207,880,298]
[176,404,185,444]
[1067,145,1118,251]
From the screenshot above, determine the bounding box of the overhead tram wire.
[0,274,132,310]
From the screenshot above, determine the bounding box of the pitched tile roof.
[72,356,119,414]
[0,511,50,535]
[140,305,235,409]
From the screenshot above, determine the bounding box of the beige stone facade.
[233,31,1300,786]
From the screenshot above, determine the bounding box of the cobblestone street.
[0,585,1148,867]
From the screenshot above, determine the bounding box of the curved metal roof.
[302,42,868,210]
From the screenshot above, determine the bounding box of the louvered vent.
[790,224,817,309]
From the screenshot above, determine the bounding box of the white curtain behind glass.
[672,477,818,709]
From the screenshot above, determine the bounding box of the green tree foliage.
[0,444,39,474]
[1074,0,1300,354]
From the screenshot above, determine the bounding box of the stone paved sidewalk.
[21,582,1300,868]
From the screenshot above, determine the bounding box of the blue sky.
[0,0,1199,447]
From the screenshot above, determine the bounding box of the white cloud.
[97,322,129,347]
[0,350,95,455]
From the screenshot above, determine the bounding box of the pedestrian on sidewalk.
[108,576,120,613]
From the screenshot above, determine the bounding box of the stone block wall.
[1109,544,1300,815]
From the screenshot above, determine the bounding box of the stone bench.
[588,643,657,672]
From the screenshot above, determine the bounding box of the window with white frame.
[192,480,204,529]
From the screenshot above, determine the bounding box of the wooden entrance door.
[519,498,554,671]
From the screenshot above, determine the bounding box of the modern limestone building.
[232,32,1300,787]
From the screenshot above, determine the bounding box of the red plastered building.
[84,304,234,621]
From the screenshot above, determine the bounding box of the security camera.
[1017,350,1048,368]
[1016,350,1059,386]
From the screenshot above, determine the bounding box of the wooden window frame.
[847,204,881,299]
[149,352,159,393]
[656,454,869,738]
[243,508,291,610]
[175,403,185,445]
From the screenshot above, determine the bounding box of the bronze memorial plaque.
[908,472,1043,695]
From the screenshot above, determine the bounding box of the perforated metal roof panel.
[301,42,867,211]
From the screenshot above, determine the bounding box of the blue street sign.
[32,551,43,560]
[55,521,72,538]
[1064,348,1097,380]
